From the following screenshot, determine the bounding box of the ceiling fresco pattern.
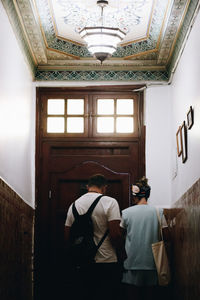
[2,0,199,82]
[50,0,154,45]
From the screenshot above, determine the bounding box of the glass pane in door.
[97,99,114,115]
[67,117,84,133]
[116,117,134,133]
[48,99,65,115]
[47,117,65,133]
[116,99,134,115]
[67,99,84,115]
[97,117,114,133]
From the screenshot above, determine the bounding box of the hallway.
[1,174,200,299]
[1,1,200,299]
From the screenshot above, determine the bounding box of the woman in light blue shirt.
[121,177,164,300]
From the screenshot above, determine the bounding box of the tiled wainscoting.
[165,178,200,300]
[0,175,199,300]
[0,178,34,300]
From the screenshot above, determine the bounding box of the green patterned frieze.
[35,69,169,81]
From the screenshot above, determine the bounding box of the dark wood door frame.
[35,85,145,191]
[35,85,146,300]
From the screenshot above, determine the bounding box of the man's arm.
[108,220,122,248]
[108,220,127,261]
[64,204,73,244]
[64,225,71,245]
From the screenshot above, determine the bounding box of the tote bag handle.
[155,208,163,241]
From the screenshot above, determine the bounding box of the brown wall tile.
[0,178,34,300]
[165,178,200,300]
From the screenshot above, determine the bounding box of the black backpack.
[69,194,108,267]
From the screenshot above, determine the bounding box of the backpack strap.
[72,202,79,219]
[96,229,109,249]
[86,194,109,249]
[72,194,109,248]
[86,194,104,216]
[72,194,103,219]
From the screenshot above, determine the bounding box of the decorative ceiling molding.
[50,0,155,47]
[34,0,89,58]
[167,0,200,74]
[15,0,47,64]
[2,0,199,82]
[157,0,191,65]
[1,0,36,77]
[35,70,169,82]
[33,0,169,59]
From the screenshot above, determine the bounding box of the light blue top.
[121,205,163,270]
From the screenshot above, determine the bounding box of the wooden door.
[35,86,145,300]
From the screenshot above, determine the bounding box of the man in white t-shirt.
[65,174,122,300]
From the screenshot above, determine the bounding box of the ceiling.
[2,0,199,82]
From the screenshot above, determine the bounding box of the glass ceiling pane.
[67,117,84,133]
[47,117,64,133]
[97,117,114,133]
[97,99,114,115]
[116,117,134,133]
[117,99,134,115]
[48,99,64,115]
[67,99,84,115]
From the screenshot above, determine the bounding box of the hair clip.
[132,185,140,195]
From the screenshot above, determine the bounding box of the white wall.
[145,86,172,207]
[1,0,199,209]
[0,1,35,207]
[170,10,200,203]
[145,10,200,207]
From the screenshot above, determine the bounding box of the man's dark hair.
[88,174,107,188]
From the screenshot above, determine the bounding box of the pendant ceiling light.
[79,0,126,64]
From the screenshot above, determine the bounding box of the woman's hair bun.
[133,176,151,199]
[136,176,148,187]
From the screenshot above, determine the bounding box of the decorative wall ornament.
[187,106,194,129]
[176,126,182,157]
[176,120,188,163]
[181,121,187,163]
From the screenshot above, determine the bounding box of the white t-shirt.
[65,192,121,263]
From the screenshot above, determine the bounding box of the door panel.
[50,160,130,297]
[50,161,130,248]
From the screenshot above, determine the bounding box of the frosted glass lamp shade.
[79,27,126,63]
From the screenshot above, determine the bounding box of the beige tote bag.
[152,208,171,286]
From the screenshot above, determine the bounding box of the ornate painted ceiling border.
[1,0,36,77]
[35,70,169,81]
[34,0,89,58]
[15,0,47,65]
[156,0,187,65]
[115,0,169,58]
[2,0,199,82]
[167,0,200,75]
[34,0,169,59]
